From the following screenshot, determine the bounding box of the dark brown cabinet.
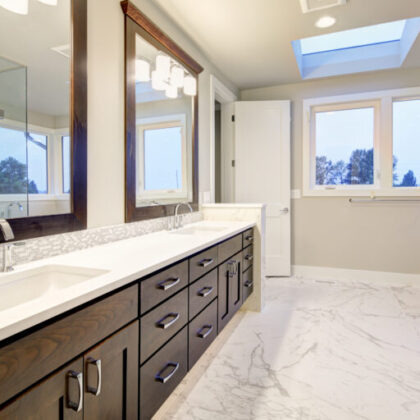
[218,251,243,333]
[0,358,84,420]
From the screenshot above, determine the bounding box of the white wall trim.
[292,264,420,286]
[209,75,238,203]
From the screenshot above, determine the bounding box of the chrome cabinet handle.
[86,357,102,396]
[197,324,213,339]
[244,281,253,288]
[198,258,214,268]
[156,312,180,329]
[158,277,180,291]
[155,362,179,384]
[280,207,289,214]
[67,370,83,412]
[198,286,214,298]
[245,235,253,241]
[227,260,237,277]
[245,254,253,261]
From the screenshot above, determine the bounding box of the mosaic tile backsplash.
[1,212,202,267]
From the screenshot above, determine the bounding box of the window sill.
[303,188,420,197]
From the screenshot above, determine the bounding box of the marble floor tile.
[155,276,420,420]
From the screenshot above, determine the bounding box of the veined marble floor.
[155,276,420,420]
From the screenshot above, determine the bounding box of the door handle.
[86,357,102,396]
[197,324,214,339]
[198,286,214,297]
[156,312,180,329]
[155,362,179,384]
[158,277,180,291]
[67,370,83,412]
[280,207,289,214]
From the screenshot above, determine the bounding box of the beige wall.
[87,0,237,228]
[241,68,420,274]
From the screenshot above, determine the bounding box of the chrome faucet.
[0,219,25,272]
[174,202,193,229]
[7,202,23,218]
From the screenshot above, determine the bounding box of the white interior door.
[234,101,291,276]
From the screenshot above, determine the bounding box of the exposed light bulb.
[155,54,171,81]
[315,16,336,29]
[0,0,28,14]
[183,75,197,96]
[37,0,58,5]
[151,70,168,91]
[135,59,150,82]
[165,84,178,99]
[170,66,184,88]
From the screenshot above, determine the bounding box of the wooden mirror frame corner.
[2,0,87,242]
[122,0,203,223]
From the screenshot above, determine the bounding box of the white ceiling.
[153,0,420,89]
[0,0,70,118]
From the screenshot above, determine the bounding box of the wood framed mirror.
[122,1,203,223]
[0,0,87,241]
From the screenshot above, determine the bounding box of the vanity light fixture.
[170,66,184,88]
[315,16,336,29]
[151,70,168,91]
[183,75,197,96]
[135,58,150,82]
[155,54,171,80]
[37,0,58,5]
[0,0,28,15]
[165,84,178,99]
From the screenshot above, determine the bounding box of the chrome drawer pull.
[158,277,181,291]
[155,362,180,384]
[198,258,214,268]
[67,370,83,412]
[198,286,214,298]
[86,357,102,396]
[197,324,214,339]
[227,260,238,277]
[245,235,253,241]
[156,312,180,329]
[245,255,253,261]
[244,281,254,288]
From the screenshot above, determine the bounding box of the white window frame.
[303,86,420,197]
[0,118,70,200]
[136,114,188,204]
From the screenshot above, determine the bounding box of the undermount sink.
[170,225,228,235]
[0,265,108,311]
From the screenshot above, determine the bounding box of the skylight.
[300,20,407,55]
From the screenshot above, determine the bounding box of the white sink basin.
[170,225,228,235]
[0,265,108,311]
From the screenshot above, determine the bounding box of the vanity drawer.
[140,260,188,314]
[242,245,254,272]
[189,269,218,320]
[140,327,188,420]
[218,234,242,264]
[242,228,254,248]
[0,284,138,407]
[188,299,218,369]
[189,246,218,282]
[140,288,188,364]
[243,267,254,303]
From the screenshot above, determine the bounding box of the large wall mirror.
[0,0,87,240]
[122,1,203,222]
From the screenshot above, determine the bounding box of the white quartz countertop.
[0,220,255,341]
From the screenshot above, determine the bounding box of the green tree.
[316,156,334,185]
[400,170,417,187]
[0,157,38,194]
[344,148,374,185]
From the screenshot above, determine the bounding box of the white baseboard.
[292,265,420,286]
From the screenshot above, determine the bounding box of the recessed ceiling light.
[315,16,337,29]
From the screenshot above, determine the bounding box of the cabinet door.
[218,261,231,333]
[0,358,84,420]
[84,321,139,420]
[229,251,243,315]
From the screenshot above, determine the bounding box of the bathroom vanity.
[0,222,256,419]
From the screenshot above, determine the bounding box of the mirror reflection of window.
[135,33,195,207]
[0,0,71,219]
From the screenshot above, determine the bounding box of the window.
[62,135,71,193]
[27,132,48,194]
[393,99,420,188]
[303,87,420,196]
